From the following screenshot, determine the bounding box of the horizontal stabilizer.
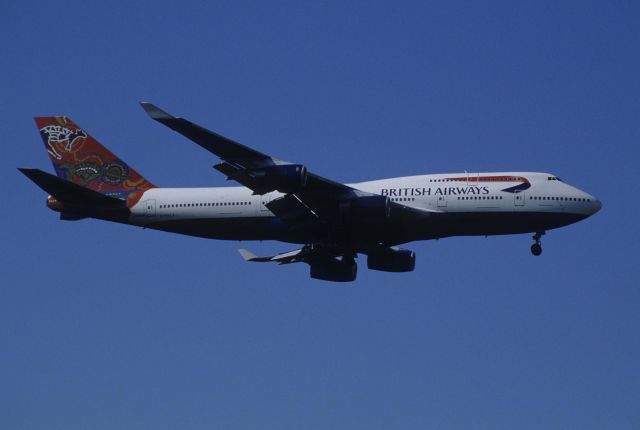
[18,168,127,208]
[59,211,88,221]
[238,248,259,261]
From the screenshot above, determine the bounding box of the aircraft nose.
[592,197,603,214]
[587,196,602,216]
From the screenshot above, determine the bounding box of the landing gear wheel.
[530,231,545,256]
[531,243,542,256]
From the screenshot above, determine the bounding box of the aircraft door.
[145,199,156,216]
[514,191,525,207]
[437,195,447,208]
[467,172,479,187]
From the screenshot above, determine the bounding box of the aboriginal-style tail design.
[34,116,155,207]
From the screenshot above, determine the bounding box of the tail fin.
[34,116,155,207]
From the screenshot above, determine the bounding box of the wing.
[140,102,271,167]
[140,102,436,232]
[140,102,350,195]
[238,248,305,264]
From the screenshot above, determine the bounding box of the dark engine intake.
[252,164,307,194]
[347,195,391,218]
[367,248,416,272]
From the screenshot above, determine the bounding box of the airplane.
[19,103,602,282]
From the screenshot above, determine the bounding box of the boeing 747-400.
[20,103,602,281]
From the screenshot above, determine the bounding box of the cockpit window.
[547,176,563,182]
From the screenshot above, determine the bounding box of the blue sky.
[2,1,638,428]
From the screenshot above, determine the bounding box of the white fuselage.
[130,171,601,224]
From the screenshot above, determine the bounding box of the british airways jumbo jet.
[20,103,602,281]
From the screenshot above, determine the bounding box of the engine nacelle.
[347,195,391,218]
[310,258,357,282]
[367,248,416,272]
[251,164,307,194]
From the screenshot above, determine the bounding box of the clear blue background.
[2,1,638,429]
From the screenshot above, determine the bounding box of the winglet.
[139,102,175,121]
[238,248,259,261]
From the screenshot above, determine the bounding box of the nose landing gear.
[531,231,545,256]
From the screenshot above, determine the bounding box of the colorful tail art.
[35,116,155,207]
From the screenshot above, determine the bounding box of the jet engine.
[347,195,391,218]
[309,257,357,282]
[367,248,415,272]
[251,164,307,194]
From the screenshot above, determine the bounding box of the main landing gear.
[531,231,545,256]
